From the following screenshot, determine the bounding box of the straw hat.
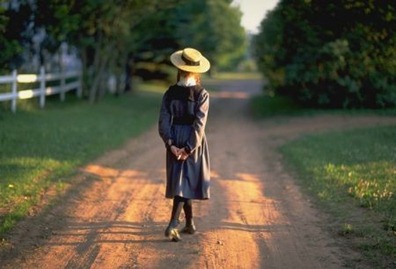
[170,48,210,73]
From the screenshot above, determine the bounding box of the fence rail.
[0,66,82,112]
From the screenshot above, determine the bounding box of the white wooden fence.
[0,66,82,112]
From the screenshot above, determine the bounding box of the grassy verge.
[0,88,162,235]
[250,95,304,117]
[280,125,396,267]
[250,94,396,118]
[250,94,396,267]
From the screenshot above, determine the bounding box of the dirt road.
[1,79,396,269]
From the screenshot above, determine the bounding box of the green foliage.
[195,0,246,71]
[0,2,30,71]
[0,0,246,98]
[250,95,303,117]
[34,0,170,101]
[281,125,396,265]
[30,0,245,98]
[133,0,247,73]
[0,91,161,235]
[254,0,396,108]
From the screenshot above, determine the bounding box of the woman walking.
[158,48,211,242]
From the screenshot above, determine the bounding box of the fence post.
[60,66,65,101]
[11,69,17,113]
[39,66,45,108]
[77,71,83,98]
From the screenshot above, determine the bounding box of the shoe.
[181,222,196,234]
[165,219,181,242]
[168,228,181,242]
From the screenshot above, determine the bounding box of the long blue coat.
[158,84,210,200]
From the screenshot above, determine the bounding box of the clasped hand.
[170,145,189,161]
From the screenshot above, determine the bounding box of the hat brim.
[170,50,210,73]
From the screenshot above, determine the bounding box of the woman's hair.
[177,69,201,85]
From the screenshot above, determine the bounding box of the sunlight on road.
[83,164,146,181]
[198,171,283,268]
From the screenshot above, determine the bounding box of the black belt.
[173,117,194,125]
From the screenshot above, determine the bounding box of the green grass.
[0,89,162,235]
[250,93,396,267]
[250,94,396,118]
[250,95,304,117]
[280,125,396,267]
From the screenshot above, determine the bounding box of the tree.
[253,6,284,95]
[130,0,246,76]
[35,0,179,102]
[0,1,33,72]
[254,0,396,108]
[1,0,246,100]
[172,0,246,73]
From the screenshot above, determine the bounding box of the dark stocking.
[183,199,193,225]
[170,196,185,223]
[165,196,186,241]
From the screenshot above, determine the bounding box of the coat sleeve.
[185,89,209,153]
[158,91,173,147]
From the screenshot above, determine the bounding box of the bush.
[254,1,396,108]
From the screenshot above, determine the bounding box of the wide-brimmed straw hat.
[170,48,210,73]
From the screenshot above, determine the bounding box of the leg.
[181,199,196,234]
[170,196,185,222]
[183,198,193,224]
[165,196,184,241]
